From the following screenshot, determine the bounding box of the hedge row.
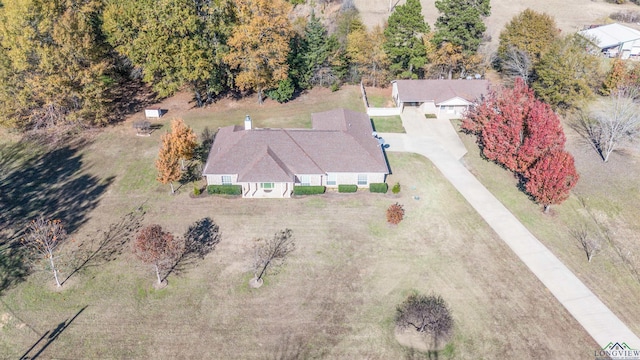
[293,185,326,195]
[207,185,242,195]
[338,184,358,193]
[369,183,388,193]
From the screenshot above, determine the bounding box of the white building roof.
[579,23,640,49]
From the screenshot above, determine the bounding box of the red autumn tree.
[387,203,405,225]
[463,78,535,171]
[516,100,566,172]
[525,150,579,213]
[134,225,184,285]
[463,77,566,173]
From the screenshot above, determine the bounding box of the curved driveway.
[379,107,640,350]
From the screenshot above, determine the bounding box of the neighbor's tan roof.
[203,109,389,182]
[394,79,489,104]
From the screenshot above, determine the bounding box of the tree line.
[0,0,492,130]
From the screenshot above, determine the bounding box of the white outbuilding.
[578,23,640,59]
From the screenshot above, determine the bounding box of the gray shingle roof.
[202,109,389,181]
[394,79,489,104]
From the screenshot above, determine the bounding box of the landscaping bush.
[293,186,326,195]
[193,186,201,196]
[207,185,242,195]
[369,183,388,193]
[425,114,437,119]
[338,184,358,193]
[392,182,401,194]
[387,202,405,224]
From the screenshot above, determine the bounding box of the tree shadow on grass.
[19,305,87,360]
[0,139,113,294]
[61,207,146,285]
[165,217,221,279]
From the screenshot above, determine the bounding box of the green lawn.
[371,116,405,133]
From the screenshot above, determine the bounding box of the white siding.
[295,174,322,186]
[330,172,386,188]
[206,174,238,185]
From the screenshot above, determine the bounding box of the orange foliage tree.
[225,0,293,104]
[156,130,181,193]
[170,118,197,170]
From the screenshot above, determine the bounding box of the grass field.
[456,119,640,337]
[0,87,600,359]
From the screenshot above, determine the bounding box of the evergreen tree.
[532,34,600,110]
[498,9,559,64]
[301,13,330,88]
[433,0,490,54]
[103,0,236,106]
[383,0,429,79]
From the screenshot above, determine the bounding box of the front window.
[327,173,337,186]
[357,174,367,186]
[221,175,232,185]
[260,182,274,189]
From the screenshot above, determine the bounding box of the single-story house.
[202,109,389,198]
[578,23,640,59]
[391,79,489,117]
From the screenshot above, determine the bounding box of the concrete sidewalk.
[378,113,640,350]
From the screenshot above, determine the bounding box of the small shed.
[144,108,163,119]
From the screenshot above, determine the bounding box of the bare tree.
[22,216,68,287]
[133,225,184,286]
[501,46,532,84]
[576,89,640,162]
[396,293,454,350]
[251,229,295,288]
[570,224,601,263]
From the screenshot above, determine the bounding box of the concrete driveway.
[378,109,640,350]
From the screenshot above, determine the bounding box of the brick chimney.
[244,115,252,130]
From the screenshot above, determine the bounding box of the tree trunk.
[256,259,271,281]
[49,254,61,287]
[155,263,162,284]
[257,88,264,104]
[448,67,453,80]
[170,182,175,194]
[544,204,551,213]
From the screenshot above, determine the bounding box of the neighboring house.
[202,109,389,198]
[391,79,489,117]
[578,23,640,59]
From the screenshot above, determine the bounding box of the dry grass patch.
[1,89,599,359]
[1,149,596,359]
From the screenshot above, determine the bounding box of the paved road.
[378,109,640,350]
